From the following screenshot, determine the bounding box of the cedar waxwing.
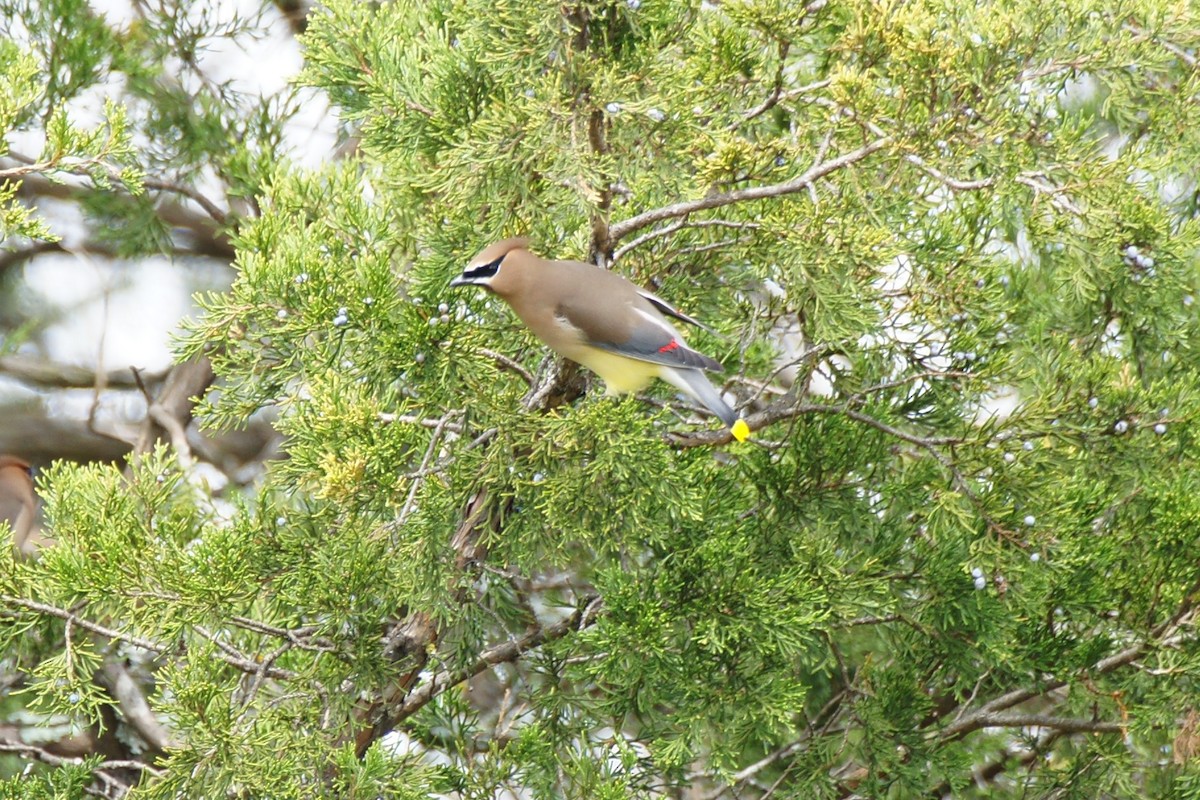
[451,239,750,441]
[0,456,35,551]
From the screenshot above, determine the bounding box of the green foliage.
[0,757,99,799]
[4,0,1200,797]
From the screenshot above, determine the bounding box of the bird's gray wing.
[557,299,724,373]
[635,288,721,337]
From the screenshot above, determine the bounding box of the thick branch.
[4,152,230,227]
[0,356,168,390]
[10,171,235,260]
[131,357,215,459]
[587,107,613,260]
[99,662,180,752]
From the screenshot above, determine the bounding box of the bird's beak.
[449,274,472,288]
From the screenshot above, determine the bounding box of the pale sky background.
[16,0,336,370]
[2,0,337,449]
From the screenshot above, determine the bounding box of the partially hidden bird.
[0,455,36,552]
[451,238,749,442]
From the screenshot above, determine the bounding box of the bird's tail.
[663,368,749,441]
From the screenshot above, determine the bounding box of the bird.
[450,238,749,441]
[0,455,36,552]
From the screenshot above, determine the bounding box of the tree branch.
[724,41,790,131]
[1124,22,1199,68]
[131,356,215,460]
[611,218,762,262]
[353,356,589,758]
[938,584,1200,741]
[4,152,230,227]
[668,399,961,449]
[587,107,614,260]
[228,615,339,654]
[904,153,995,191]
[0,356,168,390]
[1,596,164,653]
[10,169,234,260]
[193,625,297,681]
[99,661,180,752]
[0,739,163,790]
[609,137,891,242]
[391,594,602,722]
[0,596,296,681]
[946,712,1123,737]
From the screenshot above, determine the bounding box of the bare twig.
[1015,172,1084,216]
[831,613,902,628]
[478,348,535,386]
[1,596,163,653]
[237,642,293,712]
[193,625,297,681]
[611,218,763,262]
[377,412,467,434]
[609,137,891,241]
[391,593,602,722]
[730,47,790,130]
[739,343,838,408]
[228,616,338,653]
[398,410,462,527]
[611,218,688,262]
[904,154,995,191]
[946,712,1123,737]
[727,75,830,132]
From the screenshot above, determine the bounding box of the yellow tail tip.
[730,418,750,442]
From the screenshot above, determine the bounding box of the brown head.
[449,238,540,299]
[0,456,35,548]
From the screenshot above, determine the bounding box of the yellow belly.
[571,348,664,395]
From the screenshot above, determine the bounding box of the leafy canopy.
[2,0,1200,798]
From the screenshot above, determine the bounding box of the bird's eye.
[463,255,505,282]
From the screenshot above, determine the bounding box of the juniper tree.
[3,1,1200,798]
